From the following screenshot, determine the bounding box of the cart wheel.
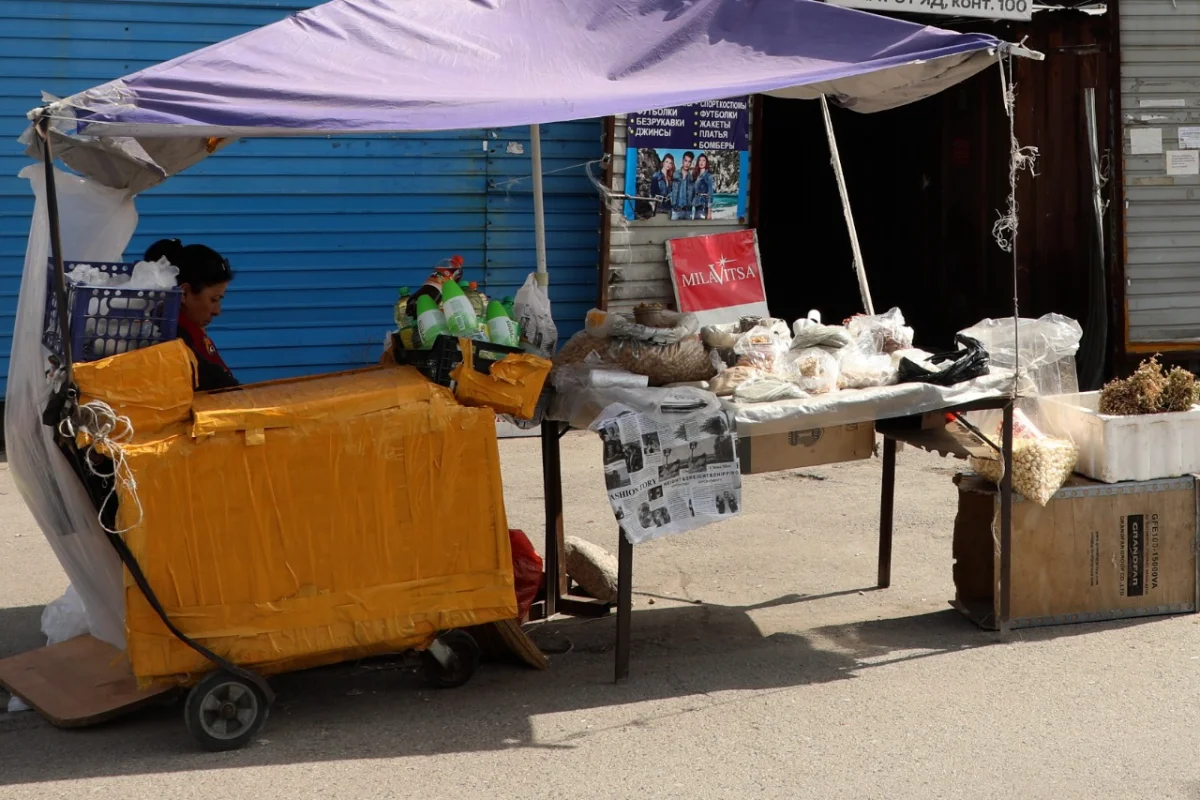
[184,671,269,752]
[421,630,481,689]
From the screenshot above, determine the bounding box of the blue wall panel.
[0,0,602,390]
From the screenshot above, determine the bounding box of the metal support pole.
[615,530,633,683]
[820,95,874,316]
[38,117,74,382]
[878,436,897,588]
[530,124,549,289]
[540,421,565,617]
[998,402,1015,635]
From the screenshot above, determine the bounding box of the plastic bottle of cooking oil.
[440,279,479,338]
[415,294,448,348]
[394,287,417,349]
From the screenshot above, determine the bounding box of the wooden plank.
[465,620,549,670]
[0,635,175,728]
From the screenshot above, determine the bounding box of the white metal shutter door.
[1121,0,1200,344]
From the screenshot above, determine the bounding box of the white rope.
[994,52,1034,399]
[992,54,1039,255]
[58,400,144,535]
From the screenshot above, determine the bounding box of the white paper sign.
[1166,150,1200,176]
[1140,98,1187,108]
[827,0,1031,21]
[1131,128,1163,155]
[1179,126,1200,150]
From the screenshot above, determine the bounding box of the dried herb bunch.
[1098,357,1199,415]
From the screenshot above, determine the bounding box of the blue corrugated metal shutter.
[0,1,602,391]
[485,123,603,341]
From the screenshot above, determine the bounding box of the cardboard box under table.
[952,473,1198,629]
[737,422,875,474]
[75,341,519,682]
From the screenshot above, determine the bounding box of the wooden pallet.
[0,635,174,728]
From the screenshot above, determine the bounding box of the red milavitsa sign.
[666,230,769,325]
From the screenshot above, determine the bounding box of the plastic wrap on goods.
[78,352,519,681]
[554,309,714,386]
[959,314,1082,397]
[846,308,914,355]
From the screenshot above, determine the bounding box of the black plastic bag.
[897,334,990,387]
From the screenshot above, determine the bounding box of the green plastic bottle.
[415,294,448,349]
[501,295,521,340]
[394,287,416,349]
[485,300,520,347]
[439,279,478,337]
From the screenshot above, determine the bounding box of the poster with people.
[624,97,751,222]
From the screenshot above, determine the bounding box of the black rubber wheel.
[421,630,481,689]
[184,671,269,752]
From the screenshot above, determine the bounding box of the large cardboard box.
[737,422,874,475]
[953,473,1199,629]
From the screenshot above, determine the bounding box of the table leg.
[615,530,633,683]
[998,402,1014,635]
[541,421,566,617]
[878,436,897,588]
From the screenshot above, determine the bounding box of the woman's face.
[182,281,229,328]
[697,155,709,173]
[663,156,675,176]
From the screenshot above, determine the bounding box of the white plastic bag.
[514,273,557,357]
[959,314,1083,397]
[41,585,90,645]
[846,307,914,355]
[837,343,897,390]
[126,256,179,290]
[784,347,839,394]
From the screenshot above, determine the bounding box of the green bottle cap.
[398,286,410,295]
[415,294,439,314]
[440,279,465,300]
[485,300,508,320]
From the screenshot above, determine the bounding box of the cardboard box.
[737,422,875,474]
[953,474,1199,629]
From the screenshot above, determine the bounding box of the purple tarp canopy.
[28,0,1024,191]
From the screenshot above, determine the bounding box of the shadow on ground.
[0,595,1164,785]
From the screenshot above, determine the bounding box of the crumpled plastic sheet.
[5,166,138,649]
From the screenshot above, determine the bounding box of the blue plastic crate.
[42,260,183,363]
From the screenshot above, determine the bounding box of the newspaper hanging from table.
[592,403,741,544]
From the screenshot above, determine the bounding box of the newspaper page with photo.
[592,402,741,544]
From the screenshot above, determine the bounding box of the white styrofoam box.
[1042,392,1200,483]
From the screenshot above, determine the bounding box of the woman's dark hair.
[144,238,234,291]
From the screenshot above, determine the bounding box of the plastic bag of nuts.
[968,408,1078,506]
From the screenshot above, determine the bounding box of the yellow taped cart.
[4,339,549,751]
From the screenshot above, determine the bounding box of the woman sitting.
[144,239,239,392]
